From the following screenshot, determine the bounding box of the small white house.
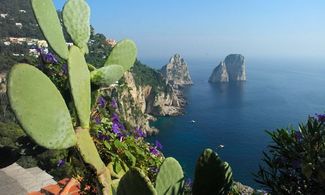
[15,23,23,29]
[0,13,8,18]
[37,40,48,48]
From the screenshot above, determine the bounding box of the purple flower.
[98,96,106,108]
[185,178,193,187]
[97,131,109,141]
[150,146,160,156]
[112,113,120,123]
[62,64,68,75]
[135,127,146,138]
[112,123,121,134]
[57,159,65,167]
[36,47,43,54]
[92,115,101,124]
[294,131,303,143]
[148,166,159,174]
[111,98,118,109]
[155,140,163,150]
[316,113,325,123]
[42,52,58,64]
[112,113,125,130]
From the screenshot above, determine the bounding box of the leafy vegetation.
[132,60,171,95]
[255,115,325,194]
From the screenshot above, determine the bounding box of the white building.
[37,40,48,48]
[15,23,23,29]
[0,14,8,18]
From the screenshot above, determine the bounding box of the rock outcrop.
[209,54,246,83]
[161,54,193,86]
[105,71,185,135]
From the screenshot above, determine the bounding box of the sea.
[144,57,325,188]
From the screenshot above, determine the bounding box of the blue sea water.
[145,57,325,188]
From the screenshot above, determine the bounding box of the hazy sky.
[54,0,325,60]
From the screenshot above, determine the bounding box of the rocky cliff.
[209,54,246,83]
[161,54,193,86]
[104,62,185,135]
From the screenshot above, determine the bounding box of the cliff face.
[209,54,246,83]
[106,71,185,135]
[161,54,193,86]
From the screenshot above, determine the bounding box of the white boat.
[218,144,225,148]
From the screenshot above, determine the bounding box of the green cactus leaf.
[76,129,105,171]
[155,157,184,195]
[117,168,157,195]
[192,148,233,195]
[7,64,76,149]
[112,179,120,195]
[68,46,91,128]
[88,63,97,71]
[63,0,90,53]
[166,180,185,195]
[31,0,68,59]
[105,39,137,71]
[90,65,124,86]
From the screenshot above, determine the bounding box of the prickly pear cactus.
[68,46,91,128]
[7,64,76,149]
[105,39,137,71]
[31,0,69,59]
[90,65,125,86]
[117,168,157,195]
[63,0,90,53]
[192,148,233,195]
[155,157,184,195]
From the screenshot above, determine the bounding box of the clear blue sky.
[54,0,325,60]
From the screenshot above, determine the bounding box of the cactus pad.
[105,39,137,71]
[31,0,69,59]
[90,65,124,86]
[68,46,91,128]
[192,148,233,195]
[155,157,184,195]
[63,0,90,53]
[76,129,105,171]
[7,64,76,149]
[117,168,157,195]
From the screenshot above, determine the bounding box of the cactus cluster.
[6,1,234,195]
[116,151,233,195]
[116,157,184,195]
[7,0,137,194]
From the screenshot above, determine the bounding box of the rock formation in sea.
[209,54,246,83]
[161,54,193,86]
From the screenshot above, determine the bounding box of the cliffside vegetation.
[132,60,168,92]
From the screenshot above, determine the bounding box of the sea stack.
[209,54,246,83]
[161,54,193,86]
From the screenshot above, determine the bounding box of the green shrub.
[255,115,325,194]
[0,122,25,148]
